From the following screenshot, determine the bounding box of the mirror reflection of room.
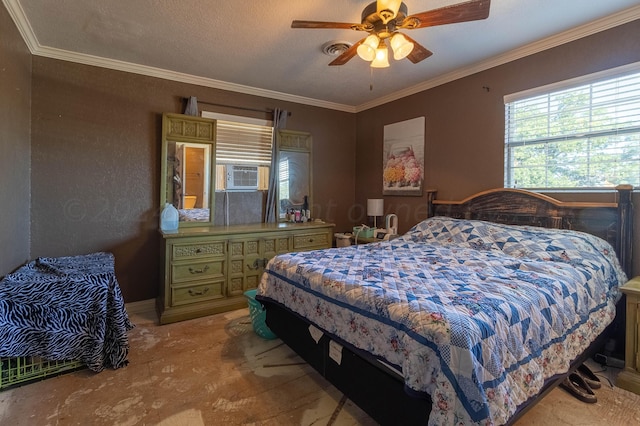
[275,130,313,222]
[169,141,211,222]
[278,150,310,213]
[179,143,209,210]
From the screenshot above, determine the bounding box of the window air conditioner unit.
[226,165,259,190]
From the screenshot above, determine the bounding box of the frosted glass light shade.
[390,33,414,60]
[367,199,384,217]
[370,45,390,68]
[357,34,379,61]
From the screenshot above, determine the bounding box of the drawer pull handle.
[247,258,269,270]
[188,265,210,274]
[308,238,314,242]
[247,259,261,270]
[188,287,210,296]
[195,248,202,254]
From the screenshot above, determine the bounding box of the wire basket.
[0,356,84,391]
[244,289,277,340]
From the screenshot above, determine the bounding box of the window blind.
[504,67,640,189]
[215,120,273,166]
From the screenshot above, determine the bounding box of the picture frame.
[382,117,425,196]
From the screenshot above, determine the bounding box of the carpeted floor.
[1,306,639,425]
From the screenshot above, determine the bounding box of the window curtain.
[264,108,288,222]
[184,96,199,116]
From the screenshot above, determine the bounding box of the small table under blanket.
[0,252,133,372]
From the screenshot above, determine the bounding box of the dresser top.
[160,221,335,239]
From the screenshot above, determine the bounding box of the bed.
[178,207,210,222]
[256,186,633,425]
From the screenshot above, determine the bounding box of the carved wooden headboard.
[429,185,633,276]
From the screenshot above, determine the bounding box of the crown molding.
[4,0,638,114]
[32,45,358,113]
[2,0,37,51]
[355,4,640,112]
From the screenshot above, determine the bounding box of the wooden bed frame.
[263,186,634,425]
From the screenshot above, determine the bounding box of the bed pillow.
[402,217,626,284]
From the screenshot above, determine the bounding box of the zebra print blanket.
[0,252,133,371]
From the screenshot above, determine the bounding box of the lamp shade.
[367,199,384,217]
[370,44,390,68]
[357,34,379,62]
[390,33,414,60]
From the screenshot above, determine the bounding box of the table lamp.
[367,198,384,229]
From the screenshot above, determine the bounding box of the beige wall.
[0,4,31,277]
[28,58,356,302]
[355,19,640,276]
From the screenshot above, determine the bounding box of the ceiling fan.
[292,0,491,67]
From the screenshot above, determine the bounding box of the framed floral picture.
[382,117,425,196]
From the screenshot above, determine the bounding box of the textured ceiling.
[5,0,640,111]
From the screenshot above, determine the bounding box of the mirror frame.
[276,129,312,222]
[160,113,217,227]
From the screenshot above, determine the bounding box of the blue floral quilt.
[258,217,626,425]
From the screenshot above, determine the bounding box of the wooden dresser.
[158,221,334,324]
[618,276,640,395]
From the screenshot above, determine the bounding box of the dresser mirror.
[160,113,216,226]
[277,130,312,220]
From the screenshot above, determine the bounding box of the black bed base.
[265,301,432,425]
[264,300,616,426]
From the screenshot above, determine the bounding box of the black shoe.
[559,372,597,403]
[576,364,601,389]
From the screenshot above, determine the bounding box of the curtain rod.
[183,97,291,116]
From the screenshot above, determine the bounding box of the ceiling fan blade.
[329,39,364,66]
[403,0,491,29]
[292,20,358,29]
[402,34,433,64]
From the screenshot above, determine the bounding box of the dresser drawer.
[171,281,224,305]
[172,259,224,283]
[172,241,225,260]
[159,222,335,324]
[293,232,330,250]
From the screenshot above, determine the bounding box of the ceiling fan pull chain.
[370,67,374,91]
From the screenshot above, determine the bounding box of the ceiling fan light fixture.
[292,0,491,67]
[370,43,390,68]
[356,34,379,61]
[390,32,414,60]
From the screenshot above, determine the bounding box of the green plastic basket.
[1,356,84,391]
[244,289,277,340]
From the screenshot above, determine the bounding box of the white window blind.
[200,111,274,166]
[215,120,273,166]
[504,64,640,189]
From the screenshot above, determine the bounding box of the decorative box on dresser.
[158,221,334,324]
[618,276,640,395]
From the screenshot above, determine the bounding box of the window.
[201,112,273,191]
[278,157,290,202]
[504,64,640,190]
